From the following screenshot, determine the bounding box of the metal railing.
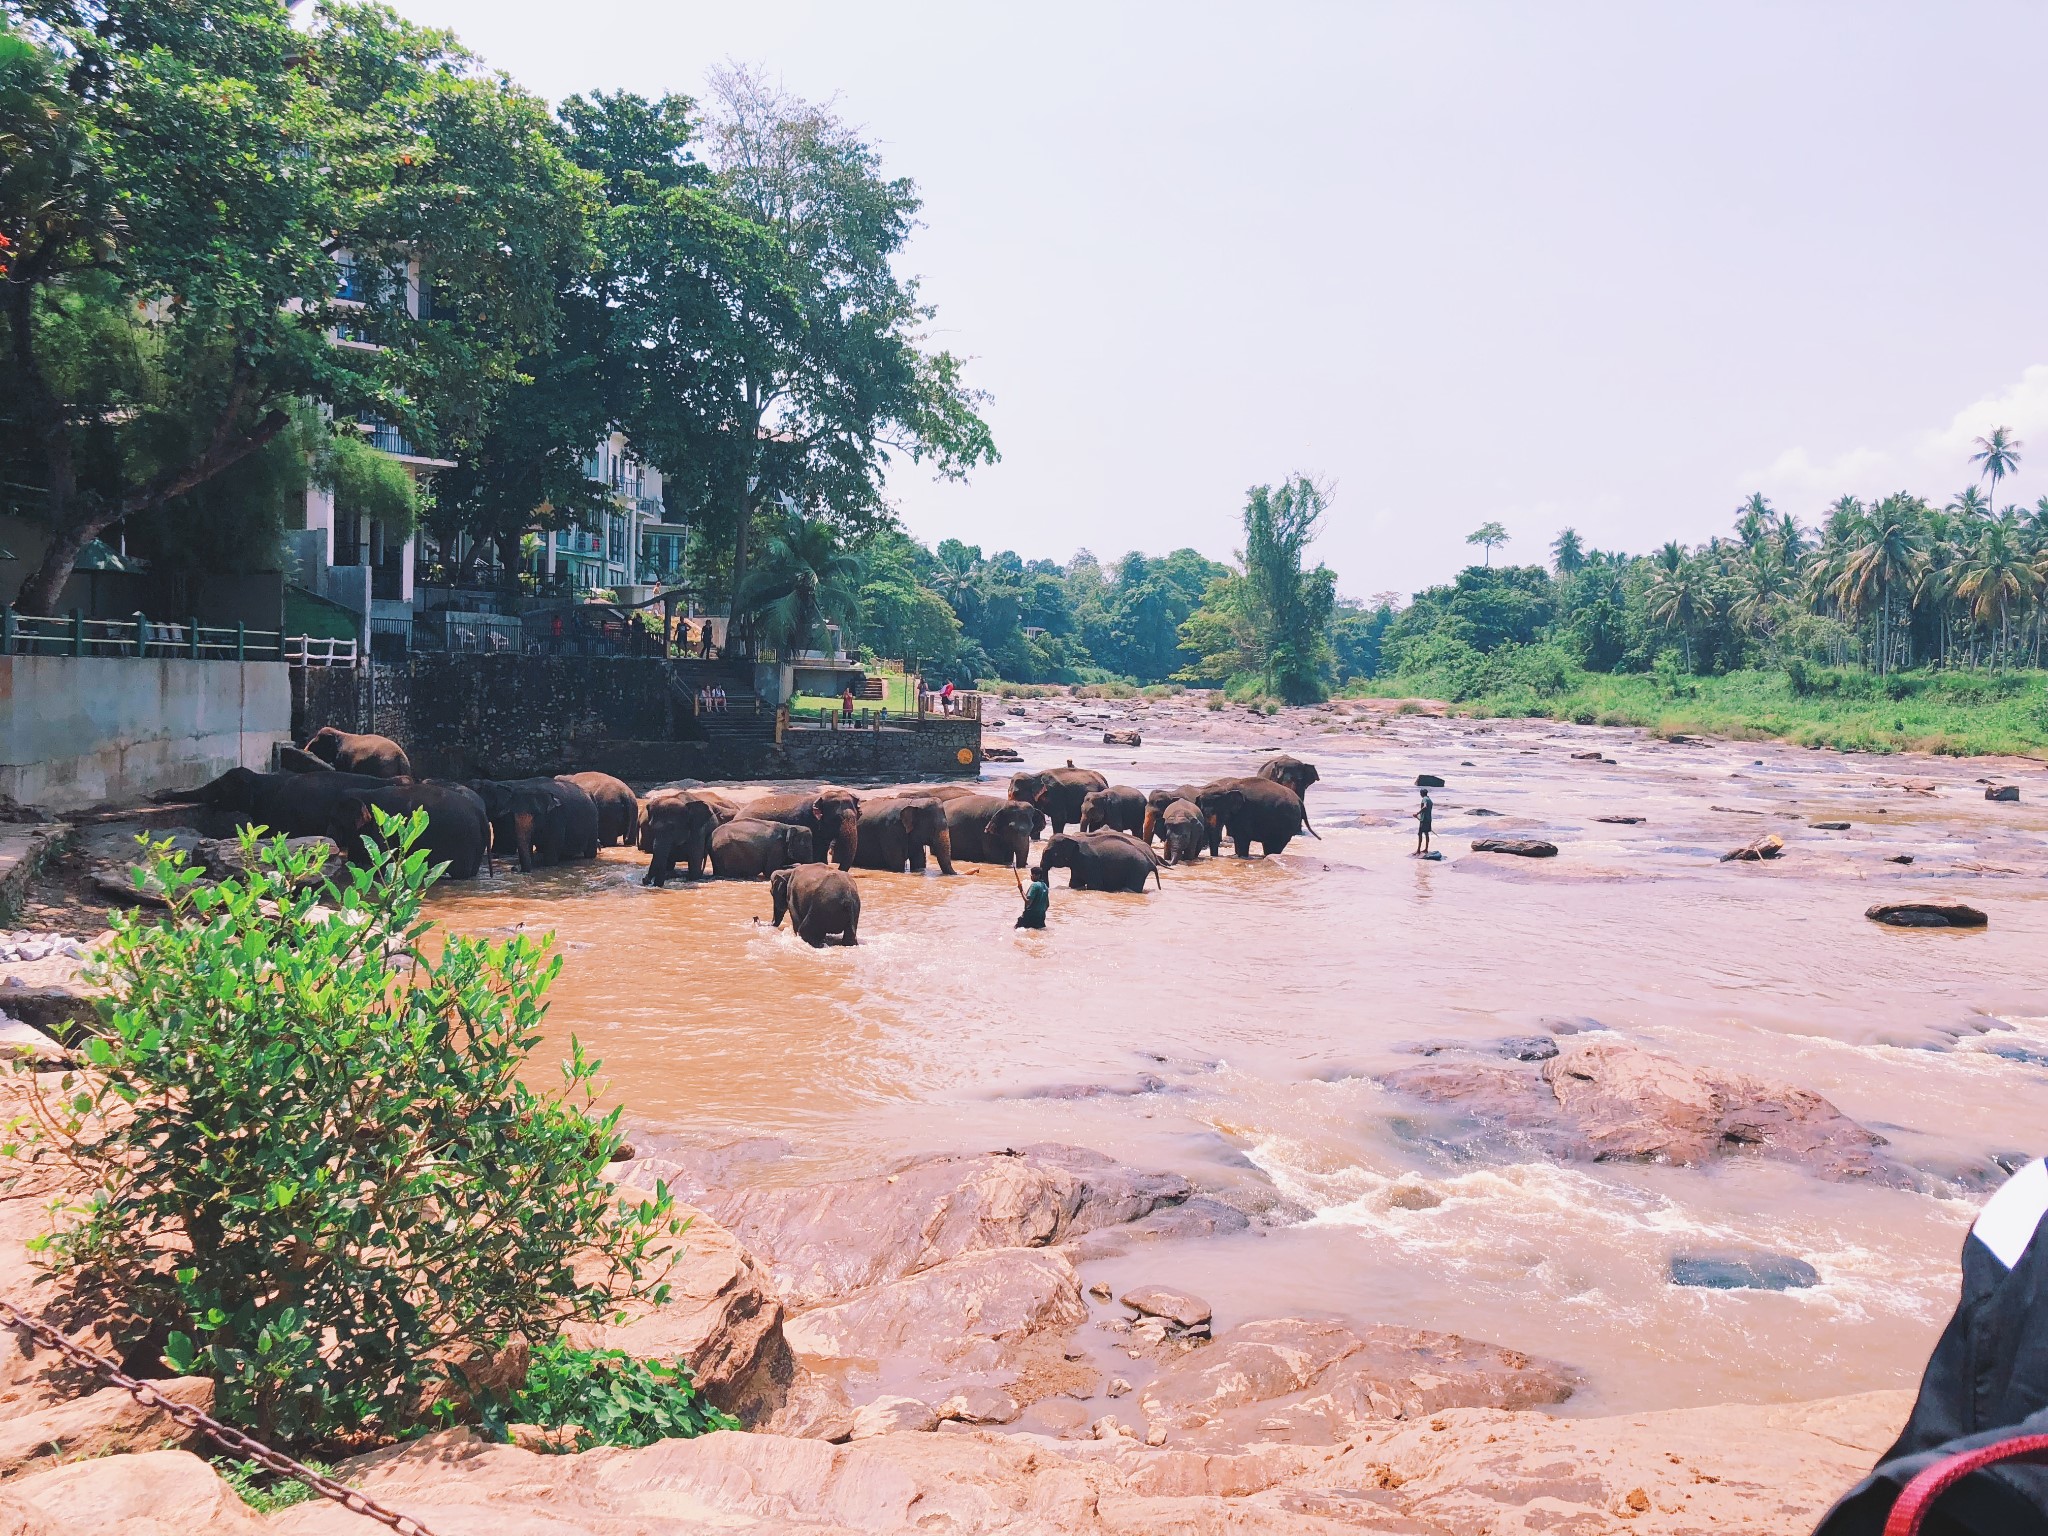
[283,634,360,667]
[1,607,287,661]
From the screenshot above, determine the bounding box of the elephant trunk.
[932,826,955,876]
[513,811,536,873]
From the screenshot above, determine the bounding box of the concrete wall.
[0,655,290,810]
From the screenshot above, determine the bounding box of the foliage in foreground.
[489,1338,740,1451]
[4,814,686,1447]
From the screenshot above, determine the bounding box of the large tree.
[1179,476,1336,703]
[0,2,586,613]
[589,69,995,652]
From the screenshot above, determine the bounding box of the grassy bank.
[1346,666,2048,758]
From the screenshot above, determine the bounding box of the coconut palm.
[1644,555,1718,670]
[1951,514,2040,664]
[734,515,866,656]
[1832,502,1929,674]
[1947,485,1991,524]
[1733,493,1773,552]
[1550,527,1585,575]
[1971,426,2022,513]
[1729,544,1793,645]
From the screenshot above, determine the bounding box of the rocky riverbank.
[0,1063,1912,1532]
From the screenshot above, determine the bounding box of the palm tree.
[1951,514,2040,665]
[1773,511,1807,570]
[1947,485,1991,524]
[1971,426,2022,514]
[1550,527,1586,575]
[1729,544,1792,646]
[1645,556,1717,670]
[1733,493,1773,551]
[734,515,866,656]
[1831,504,1929,674]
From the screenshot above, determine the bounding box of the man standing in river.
[1415,787,1434,856]
[1013,864,1049,929]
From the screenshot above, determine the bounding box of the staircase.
[663,659,778,748]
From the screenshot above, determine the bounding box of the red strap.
[1883,1433,2048,1536]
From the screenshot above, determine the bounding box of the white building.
[537,431,687,603]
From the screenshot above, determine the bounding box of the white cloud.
[1749,365,2048,511]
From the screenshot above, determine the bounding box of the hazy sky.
[394,1,2048,596]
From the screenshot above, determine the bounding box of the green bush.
[492,1338,740,1450]
[7,816,686,1447]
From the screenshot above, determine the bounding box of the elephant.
[637,787,728,886]
[276,744,333,774]
[770,864,861,946]
[1141,785,1209,844]
[1033,830,1162,892]
[1078,785,1147,836]
[469,777,598,871]
[1155,798,1207,865]
[328,782,491,881]
[302,726,412,778]
[1008,765,1108,834]
[855,796,956,874]
[942,794,1041,867]
[561,771,638,847]
[746,787,861,870]
[1195,776,1313,858]
[184,766,395,838]
[710,818,815,879]
[1257,755,1320,833]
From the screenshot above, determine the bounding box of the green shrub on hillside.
[5,815,687,1447]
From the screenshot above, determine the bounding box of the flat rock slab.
[697,1145,1190,1308]
[1379,1036,1912,1185]
[1101,730,1142,747]
[1811,821,1851,830]
[1597,815,1645,824]
[1986,784,2020,802]
[1868,901,1988,929]
[1670,1249,1820,1291]
[1470,837,1557,858]
[1136,1317,1577,1450]
[1120,1286,1212,1329]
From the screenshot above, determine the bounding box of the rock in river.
[1120,1286,1212,1329]
[1379,1036,1911,1185]
[1470,837,1557,858]
[1867,901,1988,929]
[1414,773,1445,787]
[697,1145,1190,1307]
[1101,728,1142,747]
[1670,1249,1820,1291]
[1721,832,1784,862]
[1985,784,2020,802]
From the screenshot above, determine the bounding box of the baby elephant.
[711,818,815,879]
[1156,797,1207,865]
[770,864,861,946]
[1034,830,1163,892]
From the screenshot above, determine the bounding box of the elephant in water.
[770,864,860,946]
[711,818,814,880]
[329,782,491,881]
[561,771,638,847]
[1008,765,1108,835]
[855,796,955,874]
[746,787,861,870]
[1257,755,1320,833]
[1079,785,1147,836]
[302,726,411,779]
[179,766,392,838]
[1033,830,1162,892]
[1195,777,1314,858]
[1155,798,1207,865]
[637,787,729,886]
[469,777,598,871]
[1141,785,1209,845]
[942,794,1040,867]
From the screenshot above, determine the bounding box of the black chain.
[0,1300,440,1536]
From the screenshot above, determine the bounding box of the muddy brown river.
[426,700,2048,1418]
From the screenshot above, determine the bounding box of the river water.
[426,698,2048,1416]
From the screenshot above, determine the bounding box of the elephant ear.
[898,805,917,832]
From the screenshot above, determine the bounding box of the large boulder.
[0,1378,212,1478]
[1136,1318,1575,1450]
[782,1247,1089,1410]
[1867,901,1987,929]
[697,1146,1190,1308]
[4,1448,265,1534]
[1380,1037,1910,1184]
[1469,837,1557,858]
[567,1198,789,1422]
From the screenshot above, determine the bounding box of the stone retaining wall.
[292,657,981,785]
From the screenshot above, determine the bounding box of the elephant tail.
[1302,817,1321,840]
[1151,859,1163,890]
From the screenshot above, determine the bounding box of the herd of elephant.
[171,727,1322,947]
